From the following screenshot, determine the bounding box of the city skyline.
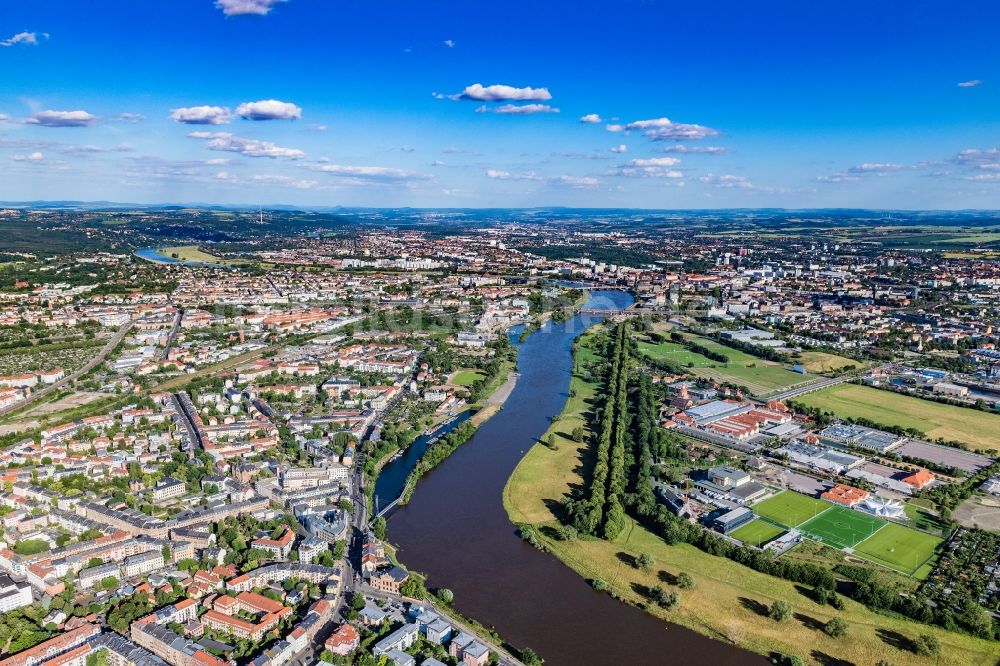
[2,0,999,208]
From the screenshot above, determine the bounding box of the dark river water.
[387,290,762,666]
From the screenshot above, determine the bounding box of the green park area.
[639,333,814,396]
[637,339,716,367]
[795,383,1000,452]
[159,245,248,266]
[450,369,487,386]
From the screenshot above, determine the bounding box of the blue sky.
[1,0,998,208]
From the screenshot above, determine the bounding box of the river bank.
[502,326,1000,665]
[387,290,757,666]
[373,358,519,512]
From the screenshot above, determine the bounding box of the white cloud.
[251,174,317,189]
[458,83,552,102]
[605,117,719,141]
[60,143,132,156]
[699,173,752,188]
[615,165,683,179]
[170,106,232,125]
[958,80,982,88]
[817,162,905,183]
[26,110,96,127]
[307,123,327,131]
[610,144,627,154]
[0,114,9,122]
[632,118,719,141]
[188,131,304,158]
[660,145,726,154]
[115,112,145,123]
[815,173,860,183]
[478,103,559,115]
[304,163,428,184]
[580,113,602,124]
[11,151,44,162]
[236,99,302,121]
[486,169,600,187]
[1,31,43,47]
[965,173,1000,181]
[628,157,680,167]
[444,39,455,48]
[550,174,600,187]
[122,156,243,183]
[215,0,286,16]
[954,147,1000,170]
[848,162,904,174]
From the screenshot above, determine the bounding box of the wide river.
[387,290,761,665]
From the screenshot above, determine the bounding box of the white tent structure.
[859,496,905,519]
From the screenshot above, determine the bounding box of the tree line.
[567,323,632,538]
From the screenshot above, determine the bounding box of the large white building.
[0,573,33,612]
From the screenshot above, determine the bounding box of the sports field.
[799,506,884,549]
[854,522,943,576]
[753,491,829,528]
[730,519,785,547]
[450,369,486,386]
[796,383,1000,452]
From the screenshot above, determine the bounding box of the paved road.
[158,310,183,361]
[171,391,204,458]
[0,319,134,419]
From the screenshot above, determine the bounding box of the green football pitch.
[752,490,830,528]
[854,522,943,575]
[799,505,885,549]
[730,519,786,547]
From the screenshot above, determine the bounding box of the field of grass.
[930,233,1000,245]
[795,351,863,373]
[639,332,815,395]
[674,334,814,396]
[451,369,486,386]
[730,519,785,547]
[854,523,943,577]
[160,245,248,266]
[752,490,829,528]
[799,506,884,549]
[781,540,922,593]
[796,383,1000,451]
[904,503,951,535]
[637,339,713,367]
[502,341,1000,664]
[690,365,811,395]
